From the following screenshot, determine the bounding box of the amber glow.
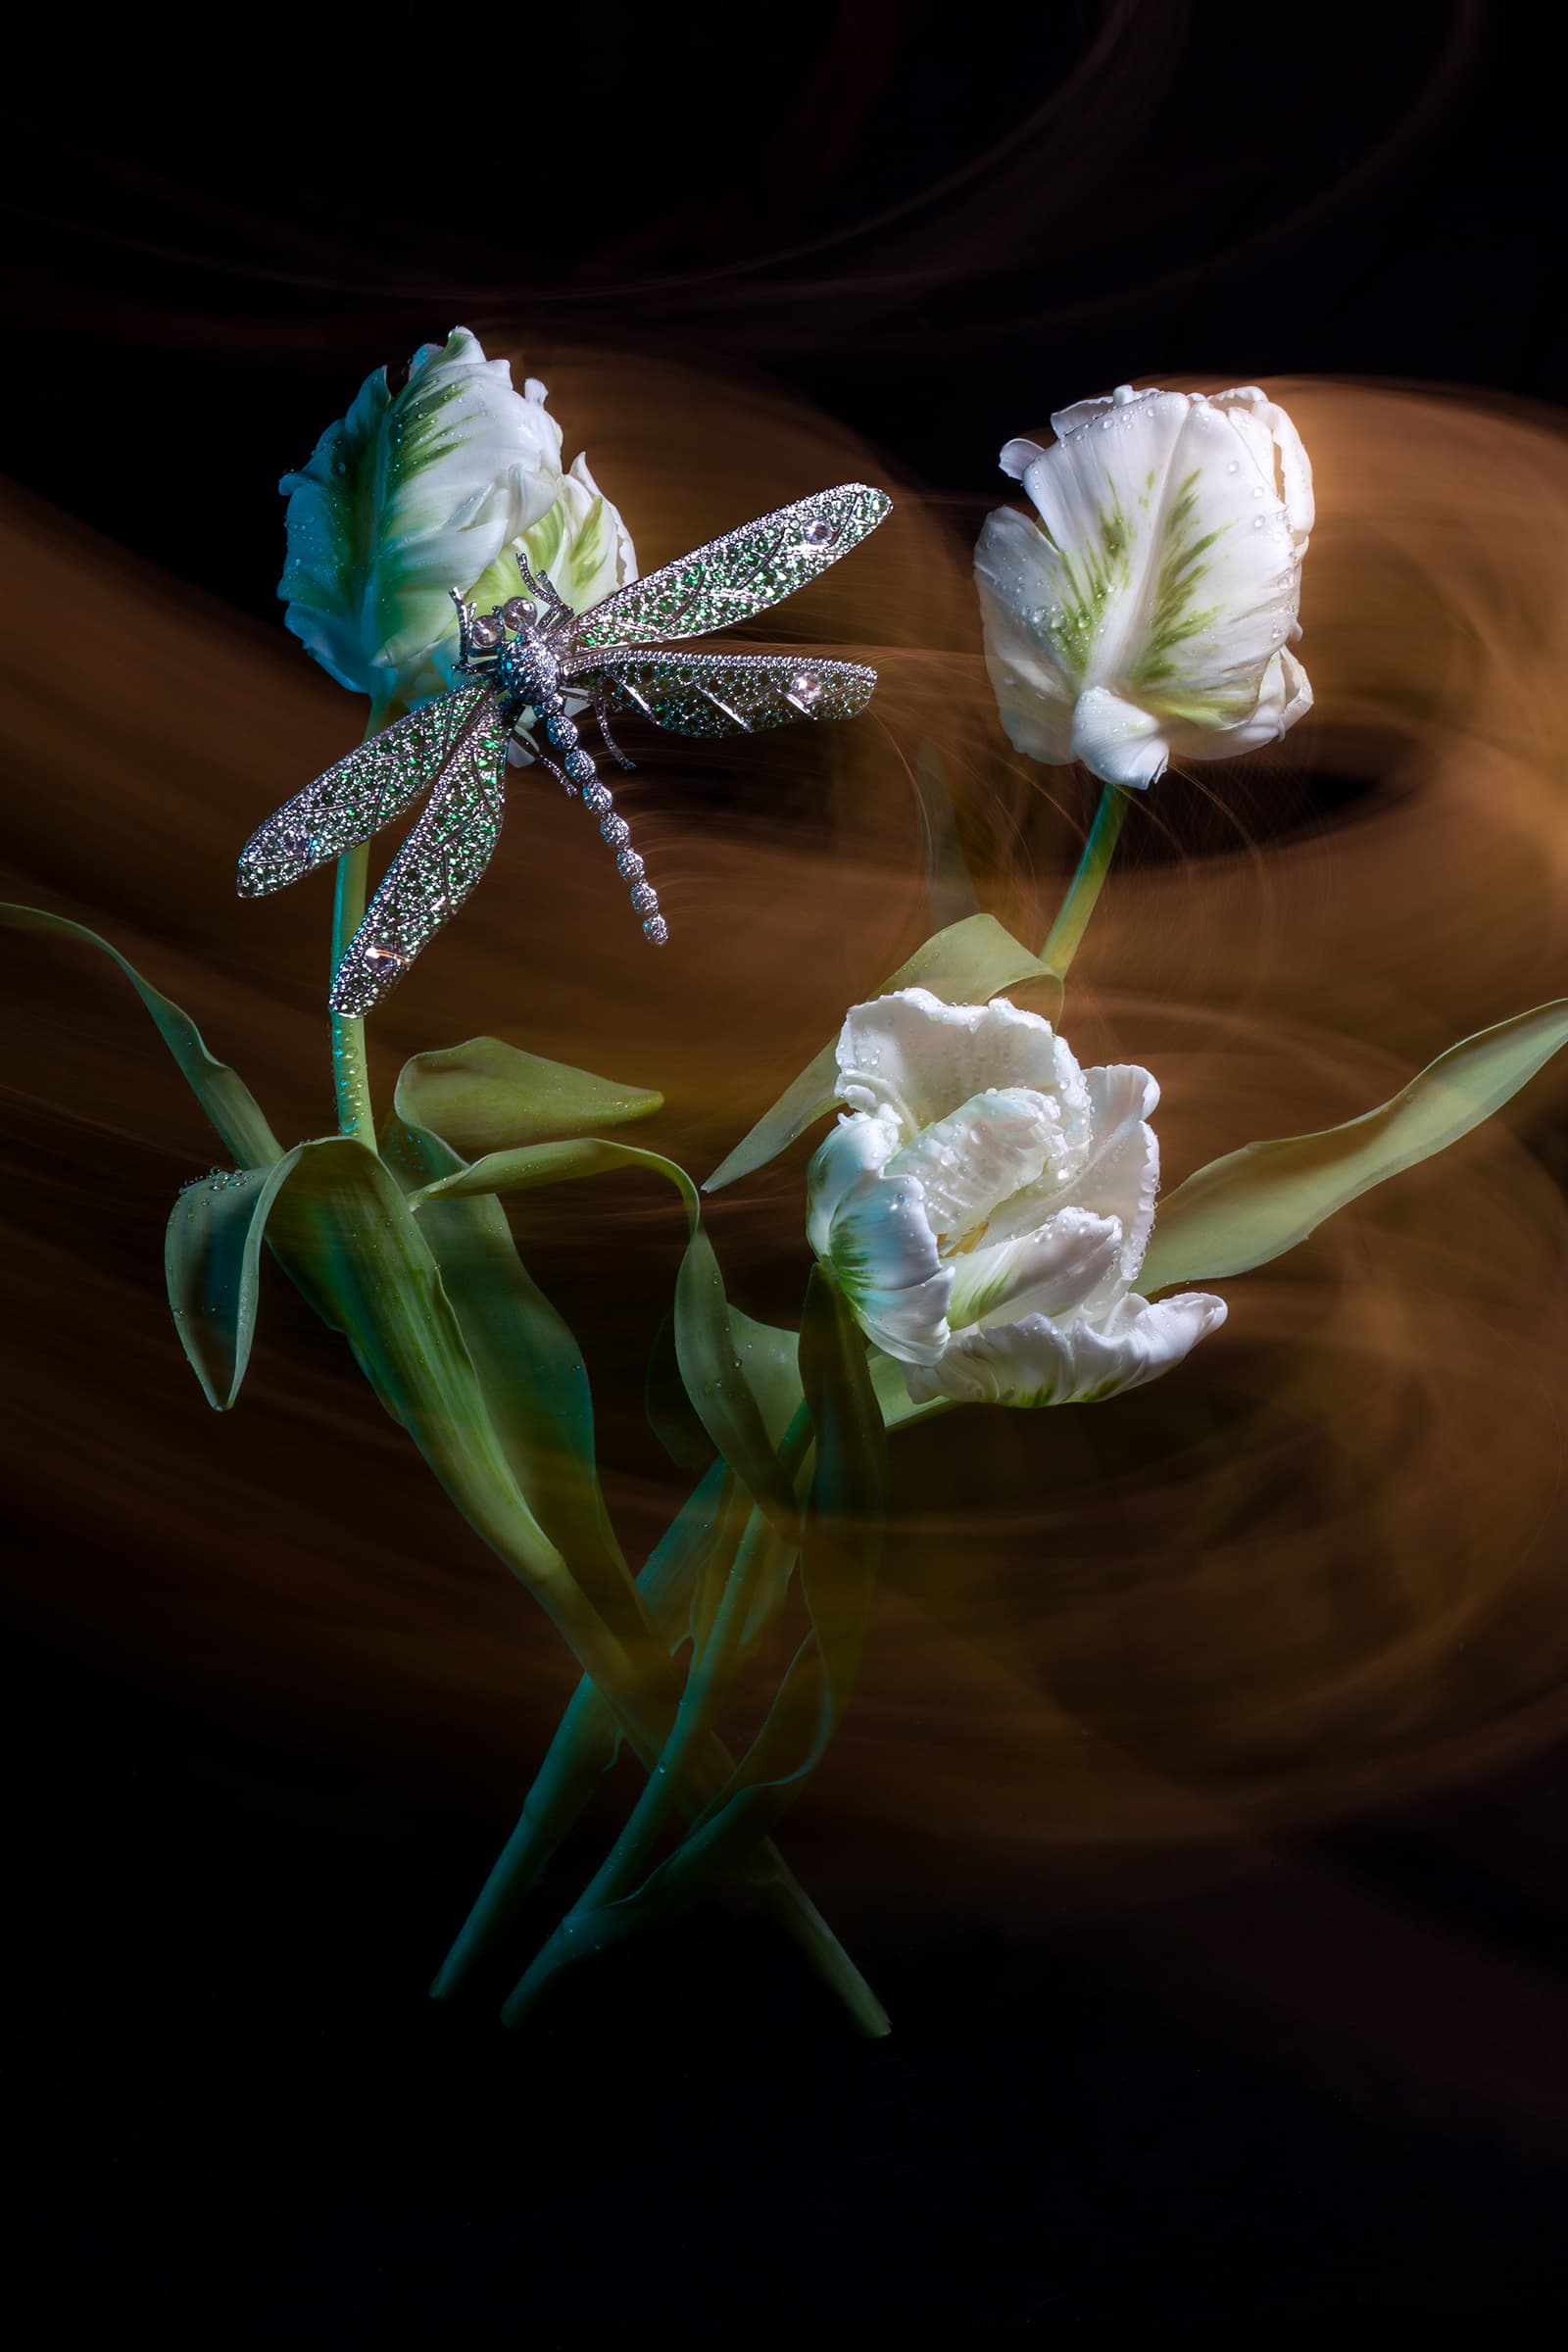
[3,362,1566,2106]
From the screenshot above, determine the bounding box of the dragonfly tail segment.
[527,659,669,950]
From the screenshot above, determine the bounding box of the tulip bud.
[278,326,566,710]
[976,382,1314,788]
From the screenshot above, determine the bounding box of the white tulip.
[975,383,1314,789]
[807,988,1226,1407]
[523,451,639,613]
[278,326,568,710]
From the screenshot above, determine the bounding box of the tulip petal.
[983,1061,1158,1283]
[822,1168,953,1366]
[884,1088,1062,1248]
[836,987,1091,1147]
[806,1109,901,1257]
[808,1118,954,1367]
[705,912,1062,1194]
[946,1205,1122,1329]
[999,435,1048,480]
[906,1289,1227,1408]
[1067,687,1170,789]
[453,453,639,680]
[973,504,1078,764]
[1210,386,1314,545]
[1165,644,1313,763]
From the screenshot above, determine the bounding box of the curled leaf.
[165,1154,303,1409]
[1143,999,1568,1291]
[410,1138,800,1539]
[1,902,280,1167]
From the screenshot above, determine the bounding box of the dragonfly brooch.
[239,482,892,1014]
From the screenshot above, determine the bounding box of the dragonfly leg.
[594,702,636,771]
[449,586,474,667]
[530,744,578,797]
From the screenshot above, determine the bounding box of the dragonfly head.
[492,625,558,706]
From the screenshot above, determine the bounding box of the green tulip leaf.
[2,903,280,1167]
[165,1153,305,1409]
[382,1118,649,1656]
[648,1308,801,1468]
[410,1139,800,1540]
[704,910,1062,1191]
[251,1138,574,1608]
[1143,998,1568,1293]
[164,1125,563,1580]
[729,1308,805,1450]
[392,1035,662,1159]
[524,1267,888,1979]
[731,1262,888,1788]
[646,1311,716,1471]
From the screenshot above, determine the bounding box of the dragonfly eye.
[468,612,502,650]
[502,596,536,631]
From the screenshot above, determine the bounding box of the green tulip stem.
[498,1408,877,2034]
[500,1509,788,2027]
[328,848,372,1141]
[329,701,404,1146]
[1041,779,1130,977]
[428,1674,620,1998]
[466,1469,885,2034]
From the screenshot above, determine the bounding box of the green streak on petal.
[1039,492,1134,684]
[1128,470,1232,688]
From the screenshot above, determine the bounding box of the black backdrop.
[5,4,1567,2342]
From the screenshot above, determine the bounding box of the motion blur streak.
[3,356,1566,2122]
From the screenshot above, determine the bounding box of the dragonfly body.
[240,482,891,1014]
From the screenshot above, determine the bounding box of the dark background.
[5,3,1568,2342]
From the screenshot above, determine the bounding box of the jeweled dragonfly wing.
[561,484,891,655]
[328,691,513,1016]
[243,477,892,1015]
[237,680,494,897]
[567,651,878,736]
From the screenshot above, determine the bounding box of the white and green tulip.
[976,383,1314,788]
[808,987,1226,1406]
[278,327,635,712]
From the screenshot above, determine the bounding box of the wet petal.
[946,1205,1122,1330]
[1067,687,1170,789]
[885,1088,1061,1249]
[907,1289,1227,1407]
[976,381,1313,783]
[985,1061,1158,1281]
[805,1108,900,1257]
[821,1164,953,1367]
[836,987,1090,1145]
[279,328,565,709]
[973,505,1078,764]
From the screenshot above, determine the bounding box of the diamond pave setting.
[242,481,890,1012]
